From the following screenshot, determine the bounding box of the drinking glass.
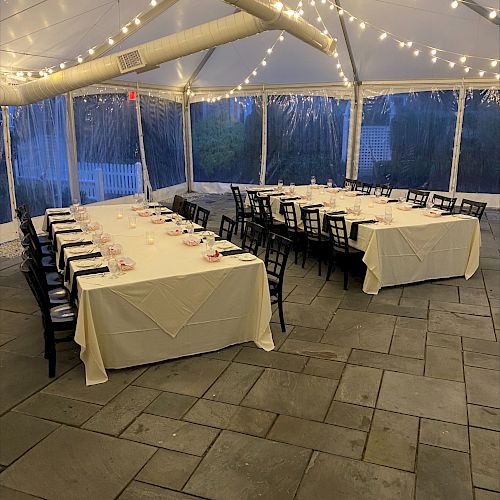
[306,186,312,201]
[327,179,333,189]
[310,176,316,186]
[289,183,295,194]
[398,196,406,204]
[354,198,362,215]
[277,179,284,191]
[426,199,434,210]
[187,221,194,234]
[133,193,140,204]
[368,195,375,208]
[108,257,120,278]
[116,208,124,219]
[146,231,155,245]
[385,206,393,224]
[375,187,382,198]
[128,216,137,229]
[206,234,215,252]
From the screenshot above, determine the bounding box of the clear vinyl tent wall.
[0,80,499,242]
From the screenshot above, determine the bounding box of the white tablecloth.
[250,185,480,294]
[47,205,274,385]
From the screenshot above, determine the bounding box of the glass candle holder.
[146,231,155,245]
[116,208,124,219]
[128,216,137,229]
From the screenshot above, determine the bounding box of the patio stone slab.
[0,426,155,500]
[367,302,428,319]
[272,299,338,329]
[184,430,311,500]
[426,332,462,350]
[0,286,38,315]
[348,349,424,375]
[325,401,373,431]
[390,328,426,359]
[242,369,337,421]
[143,392,196,419]
[464,366,500,408]
[460,287,489,306]
[425,346,464,381]
[470,427,500,491]
[13,393,100,426]
[322,310,396,353]
[474,489,500,500]
[203,362,263,404]
[428,310,495,340]
[464,351,500,371]
[121,413,219,456]
[288,326,325,342]
[415,444,473,500]
[377,372,467,424]
[339,292,372,311]
[419,419,469,452]
[183,399,275,437]
[462,338,500,358]
[268,414,366,459]
[279,338,350,361]
[234,346,307,373]
[42,364,145,405]
[0,412,58,466]
[133,357,228,397]
[396,317,428,331]
[82,385,159,435]
[135,449,201,491]
[403,283,459,302]
[430,300,491,316]
[296,452,415,500]
[364,410,418,472]
[334,364,383,408]
[302,358,345,379]
[119,481,198,499]
[286,285,320,304]
[468,404,500,431]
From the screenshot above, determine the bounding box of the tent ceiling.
[0,0,498,89]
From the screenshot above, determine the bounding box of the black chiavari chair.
[219,215,236,242]
[181,201,197,221]
[431,194,457,213]
[231,185,252,237]
[376,184,393,197]
[258,196,286,237]
[241,221,265,256]
[246,191,263,224]
[344,178,357,191]
[172,195,185,214]
[194,206,210,228]
[406,189,430,207]
[459,199,487,220]
[281,201,305,265]
[300,207,328,276]
[355,182,373,194]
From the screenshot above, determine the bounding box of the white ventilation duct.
[0,1,336,106]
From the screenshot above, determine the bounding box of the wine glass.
[385,206,393,224]
[354,198,362,216]
[277,179,284,191]
[290,183,295,195]
[398,196,406,204]
[426,199,434,211]
[310,176,316,186]
[108,257,121,278]
[375,186,382,198]
[327,179,333,189]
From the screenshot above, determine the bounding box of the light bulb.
[310,0,315,5]
[479,70,485,77]
[464,67,470,73]
[359,22,366,29]
[336,63,341,68]
[489,10,497,18]
[244,78,250,84]
[432,57,437,63]
[451,0,458,8]
[349,16,354,22]
[491,60,498,67]
[299,9,304,15]
[77,56,83,63]
[298,1,303,6]
[122,26,129,33]
[134,18,141,25]
[261,60,267,66]
[252,70,257,76]
[399,41,405,48]
[273,1,283,9]
[339,71,344,77]
[237,84,242,90]
[406,41,413,47]
[323,29,328,34]
[151,0,157,5]
[460,56,467,63]
[89,48,95,55]
[496,74,500,80]
[333,51,338,58]
[322,0,326,4]
[48,68,53,74]
[279,34,284,41]
[343,76,348,82]
[413,49,420,56]
[379,32,387,40]
[27,72,32,77]
[338,8,343,14]
[225,93,229,98]
[267,48,272,54]
[201,97,205,101]
[217,96,221,101]
[317,16,322,22]
[285,9,294,16]
[431,49,437,56]
[449,61,455,68]
[108,38,114,45]
[39,70,44,76]
[16,71,22,77]
[59,62,65,69]
[293,11,299,18]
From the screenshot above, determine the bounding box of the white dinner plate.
[455,214,473,219]
[217,241,234,250]
[238,253,257,261]
[68,246,93,255]
[76,259,102,269]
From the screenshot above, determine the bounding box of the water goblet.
[327,179,333,189]
[277,179,284,191]
[310,176,316,186]
[289,183,295,195]
[108,257,121,278]
[354,198,362,216]
[385,206,393,224]
[375,187,382,198]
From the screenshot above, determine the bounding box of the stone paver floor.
[0,194,499,499]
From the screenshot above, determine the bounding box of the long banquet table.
[45,204,274,385]
[252,185,480,294]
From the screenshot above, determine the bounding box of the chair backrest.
[21,257,51,317]
[344,178,356,191]
[459,199,487,220]
[241,221,265,255]
[355,182,373,194]
[181,201,197,221]
[219,215,236,242]
[246,191,261,218]
[258,196,274,229]
[20,221,44,258]
[265,233,292,283]
[376,184,393,197]
[300,208,322,240]
[172,195,185,214]
[15,204,29,220]
[432,194,457,212]
[325,215,349,252]
[281,202,299,236]
[406,189,430,206]
[230,185,245,214]
[194,206,210,228]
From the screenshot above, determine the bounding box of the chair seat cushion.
[46,271,64,287]
[48,287,70,304]
[268,277,280,296]
[38,234,51,244]
[50,303,77,323]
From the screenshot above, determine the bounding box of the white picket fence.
[13,161,143,202]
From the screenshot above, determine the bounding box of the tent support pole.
[1,106,17,221]
[260,91,268,185]
[65,92,81,204]
[135,86,152,199]
[333,0,360,83]
[350,83,363,180]
[182,94,194,193]
[450,84,466,196]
